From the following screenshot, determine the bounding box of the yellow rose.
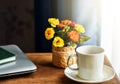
[48,18,59,27]
[53,37,64,47]
[74,24,85,33]
[45,28,55,40]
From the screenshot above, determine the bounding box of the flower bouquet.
[45,18,90,68]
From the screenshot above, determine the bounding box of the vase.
[52,46,76,68]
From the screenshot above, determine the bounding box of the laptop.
[0,44,37,77]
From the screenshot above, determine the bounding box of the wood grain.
[0,53,120,84]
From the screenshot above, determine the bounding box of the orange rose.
[58,23,65,28]
[68,31,79,42]
[61,20,72,25]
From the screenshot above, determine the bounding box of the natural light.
[55,0,120,78]
[101,0,120,77]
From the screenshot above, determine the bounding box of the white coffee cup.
[67,45,104,80]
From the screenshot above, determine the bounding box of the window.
[101,0,120,78]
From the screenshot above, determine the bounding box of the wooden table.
[0,53,120,84]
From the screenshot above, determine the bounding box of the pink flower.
[70,22,77,27]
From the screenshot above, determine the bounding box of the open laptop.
[0,44,37,77]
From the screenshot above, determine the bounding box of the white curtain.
[101,0,120,78]
[54,0,120,77]
[57,0,101,45]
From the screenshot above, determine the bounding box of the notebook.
[0,47,16,64]
[0,44,37,77]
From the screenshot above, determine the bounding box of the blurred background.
[0,0,35,52]
[0,0,120,78]
[35,0,101,52]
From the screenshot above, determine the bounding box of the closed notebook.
[0,48,16,64]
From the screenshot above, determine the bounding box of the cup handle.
[67,54,78,70]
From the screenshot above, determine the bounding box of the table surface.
[0,53,120,84]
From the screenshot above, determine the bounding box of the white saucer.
[64,64,115,83]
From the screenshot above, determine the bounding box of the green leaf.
[79,35,90,44]
[69,41,76,47]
